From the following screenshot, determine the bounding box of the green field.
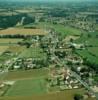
[22,22,82,36]
[38,22,82,36]
[75,32,98,46]
[75,31,98,64]
[2,69,49,80]
[5,78,47,96]
[76,49,98,64]
[19,47,47,59]
[0,89,94,100]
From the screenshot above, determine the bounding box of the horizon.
[0,0,98,2]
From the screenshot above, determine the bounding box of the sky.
[2,0,97,2]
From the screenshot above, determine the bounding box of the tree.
[74,94,83,100]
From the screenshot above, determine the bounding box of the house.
[70,43,85,50]
[14,65,21,69]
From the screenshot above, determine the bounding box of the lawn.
[4,78,47,96]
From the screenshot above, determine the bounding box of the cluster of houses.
[48,67,82,91]
[65,54,83,64]
[12,58,36,70]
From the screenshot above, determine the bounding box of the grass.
[4,78,47,96]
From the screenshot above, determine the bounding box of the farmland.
[19,47,47,59]
[2,69,49,81]
[0,89,95,100]
[0,0,98,100]
[75,32,98,64]
[5,78,47,96]
[0,39,22,44]
[24,22,82,36]
[0,28,47,36]
[0,46,8,54]
[0,46,26,63]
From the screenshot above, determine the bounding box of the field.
[75,32,98,64]
[2,69,49,81]
[37,22,82,36]
[0,69,95,100]
[6,46,26,54]
[5,78,47,96]
[0,46,9,55]
[19,47,47,59]
[23,22,82,36]
[0,38,23,44]
[0,38,23,55]
[0,28,47,35]
[76,49,98,64]
[0,45,26,63]
[0,88,95,100]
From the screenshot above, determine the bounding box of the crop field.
[36,22,82,36]
[0,45,26,63]
[22,22,82,36]
[0,46,9,55]
[0,38,23,55]
[0,38,23,44]
[76,49,98,64]
[6,46,26,54]
[0,88,94,100]
[74,31,98,64]
[19,47,47,59]
[87,47,98,57]
[4,78,47,96]
[2,69,49,81]
[0,12,18,16]
[0,28,47,35]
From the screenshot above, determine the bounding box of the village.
[0,1,98,100]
